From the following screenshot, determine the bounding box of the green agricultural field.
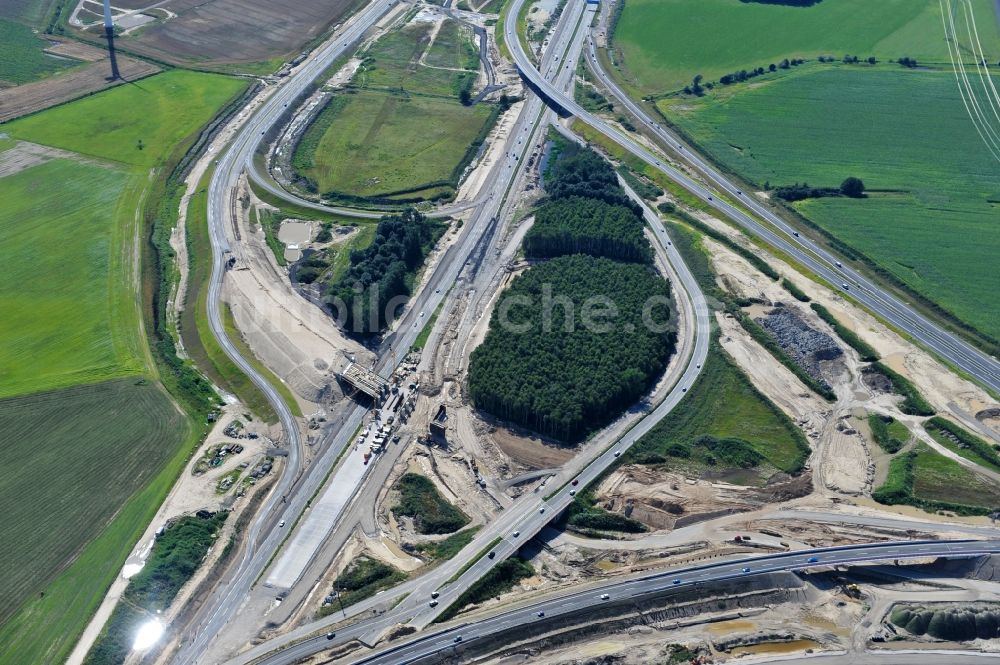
[0,0,58,26]
[4,70,247,167]
[612,0,1000,95]
[295,89,493,198]
[627,343,810,484]
[0,68,247,664]
[665,67,1000,344]
[0,17,75,85]
[0,158,145,398]
[0,379,189,630]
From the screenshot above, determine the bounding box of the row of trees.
[468,255,674,443]
[772,176,865,202]
[524,196,652,263]
[325,209,444,338]
[689,58,806,94]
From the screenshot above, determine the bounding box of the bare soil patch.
[0,56,159,122]
[101,0,360,69]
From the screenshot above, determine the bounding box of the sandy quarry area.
[0,139,111,177]
[694,216,1000,502]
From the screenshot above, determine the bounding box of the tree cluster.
[544,145,641,214]
[772,182,841,202]
[326,209,444,337]
[392,473,470,534]
[468,255,674,443]
[897,56,919,68]
[524,196,652,263]
[772,176,865,202]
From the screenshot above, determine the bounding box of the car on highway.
[569,489,576,496]
[432,591,439,599]
[429,600,438,607]
[488,550,496,559]
[793,231,800,237]
[537,611,545,617]
[572,479,579,486]
[807,556,819,563]
[539,507,545,514]
[326,632,336,640]
[672,578,681,585]
[278,520,285,527]
[842,283,850,290]
[513,531,520,538]
[454,636,463,643]
[600,593,610,600]
[614,450,621,457]
[835,261,843,268]
[742,567,751,573]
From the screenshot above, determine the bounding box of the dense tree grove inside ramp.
[524,196,651,263]
[468,255,674,443]
[543,143,641,214]
[326,209,445,337]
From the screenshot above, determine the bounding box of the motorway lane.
[178,1,407,661]
[255,0,585,599]
[254,539,1000,665]
[502,3,1000,394]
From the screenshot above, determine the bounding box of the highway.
[252,539,1000,665]
[181,0,616,661]
[502,0,1000,395]
[183,1,400,662]
[180,3,1000,664]
[210,2,714,662]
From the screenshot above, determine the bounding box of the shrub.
[393,473,470,535]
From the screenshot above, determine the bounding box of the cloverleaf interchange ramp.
[214,1,713,660]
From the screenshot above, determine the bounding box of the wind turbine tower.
[103,0,113,32]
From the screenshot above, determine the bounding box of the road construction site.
[67,0,1000,664]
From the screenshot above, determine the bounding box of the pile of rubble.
[756,304,842,383]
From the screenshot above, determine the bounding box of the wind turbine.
[102,0,113,32]
[102,0,120,81]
